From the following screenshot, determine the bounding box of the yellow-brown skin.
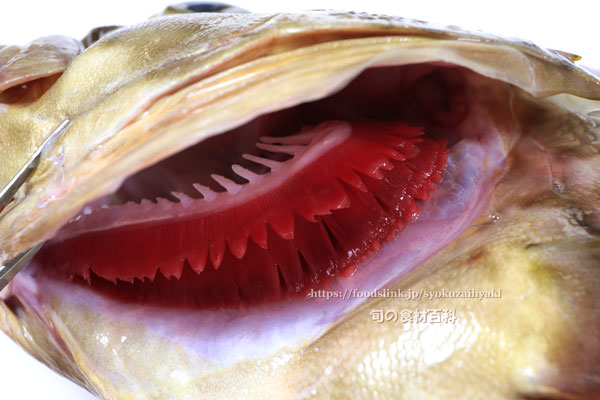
[1,8,600,400]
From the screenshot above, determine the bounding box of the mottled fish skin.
[0,6,600,400]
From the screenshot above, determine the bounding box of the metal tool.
[0,119,72,291]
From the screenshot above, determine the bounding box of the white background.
[0,1,596,399]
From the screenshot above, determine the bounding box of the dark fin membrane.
[40,120,448,308]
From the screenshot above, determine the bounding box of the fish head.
[1,5,600,399]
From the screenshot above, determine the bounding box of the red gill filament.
[41,120,448,308]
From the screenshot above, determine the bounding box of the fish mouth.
[28,63,509,310]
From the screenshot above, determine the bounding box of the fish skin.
[0,35,82,213]
[0,35,82,92]
[0,8,600,400]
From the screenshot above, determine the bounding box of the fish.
[1,2,599,399]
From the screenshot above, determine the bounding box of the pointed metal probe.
[0,119,72,292]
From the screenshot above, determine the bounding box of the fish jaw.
[0,10,600,400]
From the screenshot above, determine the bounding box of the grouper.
[0,3,599,399]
